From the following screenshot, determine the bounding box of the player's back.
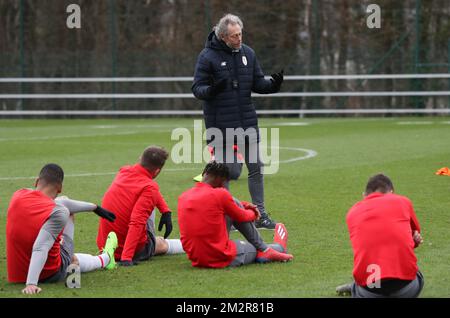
[96,164,154,256]
[347,193,416,250]
[346,192,419,285]
[178,182,236,267]
[6,189,60,282]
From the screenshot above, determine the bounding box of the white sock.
[165,239,185,255]
[75,253,110,272]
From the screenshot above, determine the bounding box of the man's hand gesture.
[270,69,284,89]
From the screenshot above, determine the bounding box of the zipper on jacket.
[232,51,244,128]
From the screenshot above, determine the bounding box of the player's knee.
[232,197,244,208]
[154,237,169,255]
[229,163,243,180]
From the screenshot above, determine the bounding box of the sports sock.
[75,253,110,272]
[165,239,185,255]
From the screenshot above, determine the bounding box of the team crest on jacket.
[242,56,248,66]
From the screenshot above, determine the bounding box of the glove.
[270,69,284,89]
[209,78,228,96]
[158,211,173,239]
[118,260,138,266]
[94,206,116,222]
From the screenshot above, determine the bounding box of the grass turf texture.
[0,117,449,298]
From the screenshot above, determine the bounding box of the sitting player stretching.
[6,164,118,295]
[178,161,293,268]
[96,146,185,266]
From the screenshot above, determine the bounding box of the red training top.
[346,192,421,286]
[178,182,256,268]
[96,164,170,261]
[6,189,62,283]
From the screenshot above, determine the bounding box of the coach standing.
[192,14,283,229]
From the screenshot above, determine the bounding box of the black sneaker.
[255,216,276,230]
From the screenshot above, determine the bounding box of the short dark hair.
[38,163,64,185]
[202,161,230,180]
[365,174,394,195]
[140,146,169,171]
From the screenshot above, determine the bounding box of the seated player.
[96,146,184,266]
[337,174,424,298]
[178,161,293,268]
[6,164,119,295]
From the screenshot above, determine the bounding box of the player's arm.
[152,185,173,238]
[23,205,70,294]
[55,196,96,212]
[192,52,215,100]
[220,191,257,223]
[55,196,115,222]
[407,199,423,247]
[240,201,261,220]
[120,187,154,262]
[152,183,170,213]
[252,54,279,94]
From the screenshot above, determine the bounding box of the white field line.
[261,146,318,164]
[271,122,311,126]
[397,121,450,125]
[0,147,318,181]
[397,121,434,125]
[0,167,201,181]
[0,131,138,142]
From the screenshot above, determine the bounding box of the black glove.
[270,69,284,89]
[93,206,116,222]
[209,78,228,96]
[158,211,173,239]
[118,260,138,266]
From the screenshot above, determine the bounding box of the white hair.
[214,14,243,39]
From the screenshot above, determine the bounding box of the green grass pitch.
[0,117,449,297]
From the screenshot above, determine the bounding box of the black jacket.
[192,32,280,132]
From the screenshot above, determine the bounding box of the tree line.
[1,0,449,111]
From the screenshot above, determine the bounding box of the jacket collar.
[134,163,154,179]
[364,192,389,200]
[195,182,213,189]
[206,31,239,54]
